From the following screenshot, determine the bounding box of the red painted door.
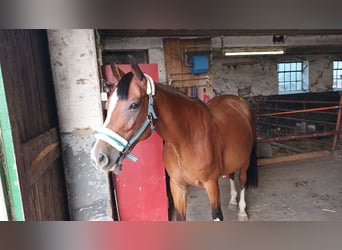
[114,133,168,221]
[102,64,168,221]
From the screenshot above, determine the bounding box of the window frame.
[333,60,342,91]
[277,61,309,95]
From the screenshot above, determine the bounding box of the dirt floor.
[186,150,342,221]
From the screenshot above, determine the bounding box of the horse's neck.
[153,84,208,143]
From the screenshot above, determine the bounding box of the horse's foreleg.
[170,179,187,221]
[228,173,238,210]
[205,180,223,221]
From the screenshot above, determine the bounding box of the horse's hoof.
[228,203,237,210]
[238,213,249,221]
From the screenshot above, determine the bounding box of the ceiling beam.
[97,29,342,38]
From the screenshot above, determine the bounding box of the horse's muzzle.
[91,140,122,174]
[97,152,110,169]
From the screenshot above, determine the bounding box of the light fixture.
[224,48,285,56]
[273,35,285,44]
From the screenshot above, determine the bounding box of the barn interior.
[0,29,342,221]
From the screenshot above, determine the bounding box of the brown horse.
[91,56,258,221]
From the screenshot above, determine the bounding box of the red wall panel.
[102,64,168,221]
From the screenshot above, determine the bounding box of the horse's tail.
[246,142,258,188]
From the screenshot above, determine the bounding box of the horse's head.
[91,56,157,174]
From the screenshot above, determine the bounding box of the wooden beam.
[257,150,331,167]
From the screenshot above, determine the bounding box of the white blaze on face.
[91,89,120,163]
[103,89,119,127]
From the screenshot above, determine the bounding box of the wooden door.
[0,30,69,220]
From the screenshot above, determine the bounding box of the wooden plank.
[22,128,60,187]
[37,172,56,220]
[22,128,58,162]
[27,185,39,220]
[257,150,331,166]
[163,38,214,100]
[49,163,69,220]
[29,142,60,188]
[26,160,68,221]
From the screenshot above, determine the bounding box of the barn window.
[333,61,342,90]
[277,61,309,94]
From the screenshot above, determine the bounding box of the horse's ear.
[111,63,125,81]
[128,55,144,80]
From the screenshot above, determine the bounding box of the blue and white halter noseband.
[94,74,157,163]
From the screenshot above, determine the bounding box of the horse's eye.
[129,102,140,110]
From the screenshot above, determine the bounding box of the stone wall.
[102,34,342,97]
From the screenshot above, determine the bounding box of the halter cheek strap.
[94,73,157,163]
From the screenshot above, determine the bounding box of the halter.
[94,74,157,163]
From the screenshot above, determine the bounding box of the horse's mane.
[117,72,133,99]
[117,71,197,104]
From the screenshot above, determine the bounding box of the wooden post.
[48,29,109,220]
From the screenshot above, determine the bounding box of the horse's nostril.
[98,152,109,168]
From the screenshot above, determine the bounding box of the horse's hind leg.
[238,188,248,221]
[170,179,187,221]
[238,169,248,221]
[228,173,238,210]
[204,180,223,221]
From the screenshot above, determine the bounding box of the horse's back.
[208,95,254,126]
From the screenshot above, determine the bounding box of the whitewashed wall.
[102,34,342,97]
[212,54,338,96]
[102,37,167,83]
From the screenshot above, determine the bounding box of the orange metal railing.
[255,93,342,152]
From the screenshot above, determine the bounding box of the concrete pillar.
[47,29,109,220]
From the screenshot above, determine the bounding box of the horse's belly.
[222,141,252,172]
